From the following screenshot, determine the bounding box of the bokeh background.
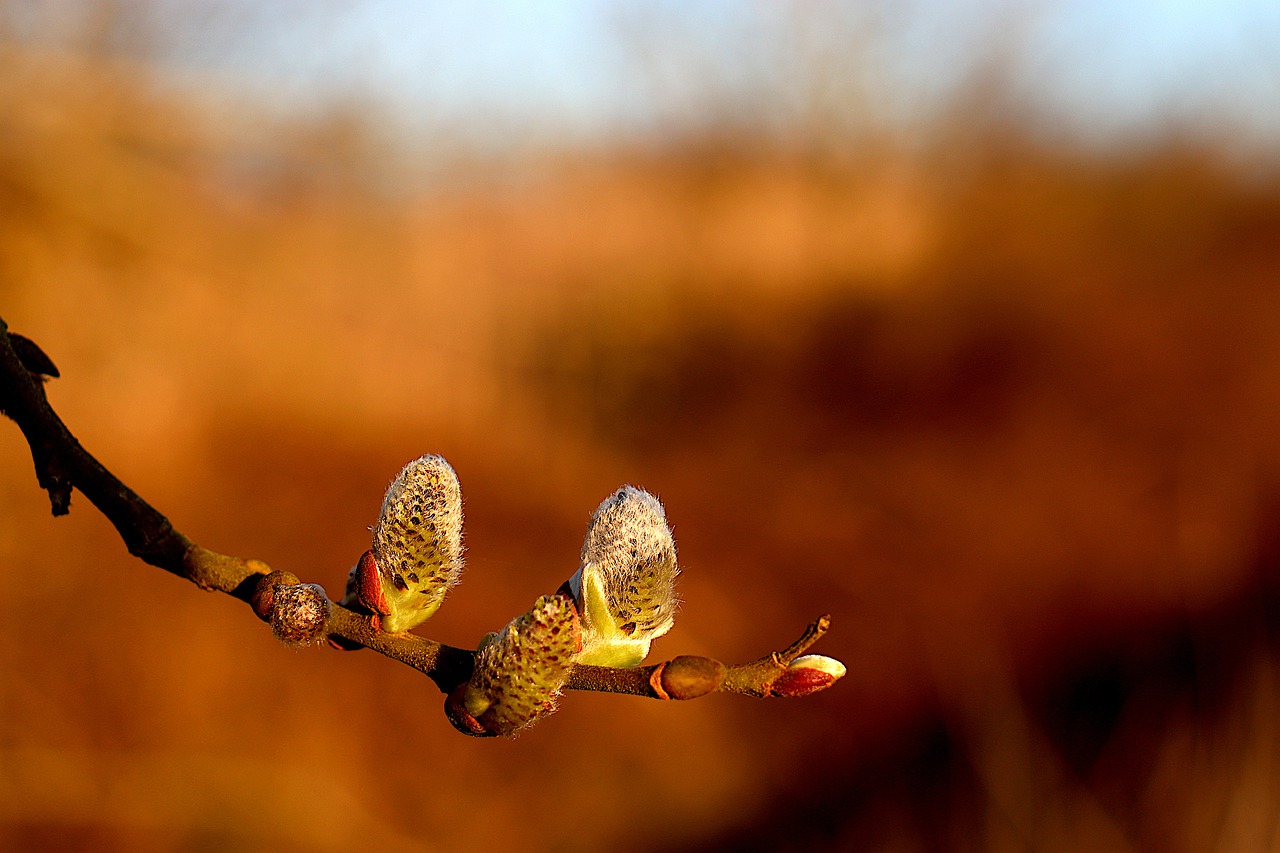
[2,2,1280,850]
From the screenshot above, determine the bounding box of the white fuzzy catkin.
[570,486,678,667]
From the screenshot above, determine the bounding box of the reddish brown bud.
[444,684,496,738]
[250,571,301,622]
[353,550,389,617]
[772,655,846,697]
[651,655,727,700]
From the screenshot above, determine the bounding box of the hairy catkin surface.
[581,486,678,637]
[466,595,582,736]
[372,455,464,631]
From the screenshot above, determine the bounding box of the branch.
[0,316,842,730]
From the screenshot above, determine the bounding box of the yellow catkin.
[464,595,582,736]
[371,455,464,633]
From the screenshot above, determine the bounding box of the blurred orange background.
[2,3,1280,851]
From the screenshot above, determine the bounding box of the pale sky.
[8,1,1279,156]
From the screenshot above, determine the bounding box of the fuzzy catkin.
[464,595,582,736]
[371,455,464,633]
[580,486,678,639]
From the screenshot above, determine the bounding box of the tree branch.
[0,316,840,711]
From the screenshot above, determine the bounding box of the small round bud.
[651,655,727,700]
[569,486,679,668]
[269,583,332,647]
[772,654,846,697]
[250,570,301,622]
[462,595,582,737]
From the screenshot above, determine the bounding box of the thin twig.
[0,316,837,701]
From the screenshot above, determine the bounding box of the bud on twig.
[250,570,301,622]
[443,684,492,737]
[268,583,332,647]
[351,455,464,634]
[771,654,846,697]
[462,595,581,736]
[568,486,678,668]
[650,655,727,700]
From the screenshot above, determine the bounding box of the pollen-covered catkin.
[463,594,582,736]
[369,455,464,633]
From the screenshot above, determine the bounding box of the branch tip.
[772,654,847,697]
[720,614,843,698]
[780,614,832,664]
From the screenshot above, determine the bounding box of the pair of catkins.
[340,455,679,736]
